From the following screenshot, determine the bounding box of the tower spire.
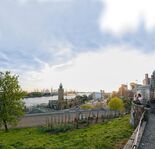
[59,83,63,89]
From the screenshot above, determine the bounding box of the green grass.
[0,115,134,149]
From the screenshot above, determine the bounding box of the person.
[133,94,137,101]
[133,93,142,105]
[137,93,143,104]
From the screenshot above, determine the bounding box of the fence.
[16,109,121,128]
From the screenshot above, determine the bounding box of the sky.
[1,0,155,92]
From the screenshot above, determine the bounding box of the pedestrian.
[137,93,143,104]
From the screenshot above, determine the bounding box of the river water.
[24,92,92,107]
[24,95,75,107]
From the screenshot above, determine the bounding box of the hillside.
[0,115,133,149]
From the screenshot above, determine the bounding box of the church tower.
[58,83,64,109]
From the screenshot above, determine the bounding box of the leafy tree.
[75,95,88,104]
[0,71,26,131]
[27,91,43,98]
[108,97,124,112]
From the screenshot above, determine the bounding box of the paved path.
[139,103,155,149]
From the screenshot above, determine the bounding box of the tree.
[75,95,88,105]
[0,71,26,131]
[108,97,124,112]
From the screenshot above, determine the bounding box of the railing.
[130,102,145,127]
[124,102,150,149]
[132,110,146,149]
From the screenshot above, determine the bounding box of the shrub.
[80,104,94,109]
[39,123,74,134]
[108,97,124,112]
[94,102,104,109]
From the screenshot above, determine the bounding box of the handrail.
[132,110,146,149]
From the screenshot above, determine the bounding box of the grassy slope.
[0,115,133,149]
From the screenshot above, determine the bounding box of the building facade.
[92,90,105,100]
[143,73,151,85]
[150,71,155,99]
[118,84,128,98]
[137,85,150,104]
[49,83,66,110]
[58,83,64,109]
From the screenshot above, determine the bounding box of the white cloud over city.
[0,0,155,92]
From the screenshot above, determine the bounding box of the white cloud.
[20,45,155,92]
[41,40,74,57]
[51,61,73,70]
[47,45,73,57]
[100,0,155,34]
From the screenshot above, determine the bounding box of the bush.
[51,124,74,133]
[80,104,94,109]
[94,102,104,109]
[39,123,74,134]
[108,97,124,112]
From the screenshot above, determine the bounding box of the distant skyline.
[0,0,155,92]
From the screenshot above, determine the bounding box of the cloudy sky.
[0,0,155,92]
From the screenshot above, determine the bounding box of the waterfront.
[24,92,92,107]
[24,95,76,107]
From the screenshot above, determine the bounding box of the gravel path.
[139,103,155,149]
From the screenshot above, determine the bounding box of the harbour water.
[24,95,76,107]
[24,92,92,107]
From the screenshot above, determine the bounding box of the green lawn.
[0,115,134,149]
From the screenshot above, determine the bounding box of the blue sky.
[1,0,155,92]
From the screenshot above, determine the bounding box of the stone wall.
[14,109,120,128]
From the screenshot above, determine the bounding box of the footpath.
[139,103,155,149]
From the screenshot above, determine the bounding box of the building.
[150,71,155,99]
[111,91,118,98]
[92,90,105,100]
[130,73,152,102]
[130,81,150,103]
[49,83,66,110]
[118,84,128,98]
[58,83,65,109]
[100,90,105,100]
[137,85,150,104]
[130,82,142,94]
[143,74,150,85]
